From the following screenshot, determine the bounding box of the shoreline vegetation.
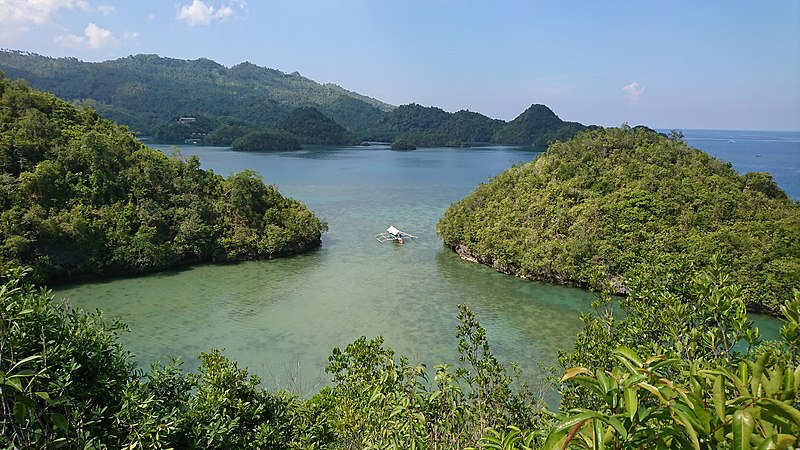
[437,126,800,316]
[0,74,327,286]
[3,262,798,448]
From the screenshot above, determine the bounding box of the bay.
[54,130,791,392]
[56,144,596,392]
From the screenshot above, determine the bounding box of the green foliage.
[365,104,508,147]
[0,267,136,448]
[321,304,546,449]
[390,136,418,150]
[204,124,253,146]
[491,104,592,147]
[152,114,219,143]
[546,347,800,450]
[231,129,301,151]
[437,126,800,314]
[0,51,392,134]
[0,74,327,283]
[276,106,357,145]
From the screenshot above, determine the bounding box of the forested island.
[0,73,327,284]
[0,51,594,149]
[437,126,800,315]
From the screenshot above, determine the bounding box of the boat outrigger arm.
[374,225,417,243]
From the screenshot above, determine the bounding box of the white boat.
[374,225,417,244]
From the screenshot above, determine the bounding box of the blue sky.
[1,0,799,131]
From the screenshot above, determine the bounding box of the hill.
[0,50,596,149]
[437,126,800,314]
[276,106,357,145]
[492,104,594,147]
[0,73,327,283]
[0,50,393,135]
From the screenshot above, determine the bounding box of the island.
[0,74,327,284]
[437,125,799,315]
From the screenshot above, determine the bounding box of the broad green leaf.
[554,411,601,433]
[541,429,568,450]
[606,416,628,441]
[613,347,643,367]
[750,354,768,396]
[713,375,726,421]
[1,376,23,392]
[757,398,800,428]
[561,366,592,382]
[592,418,604,450]
[732,410,754,450]
[638,382,668,405]
[673,408,701,450]
[623,385,638,420]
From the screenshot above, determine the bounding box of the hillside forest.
[0,51,594,150]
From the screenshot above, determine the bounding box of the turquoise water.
[54,134,790,391]
[56,144,597,391]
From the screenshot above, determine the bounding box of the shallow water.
[57,144,597,392]
[55,135,789,392]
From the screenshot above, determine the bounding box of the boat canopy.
[387,225,401,235]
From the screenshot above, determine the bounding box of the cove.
[54,142,783,392]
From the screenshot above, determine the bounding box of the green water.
[53,143,781,391]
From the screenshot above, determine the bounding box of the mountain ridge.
[0,50,594,147]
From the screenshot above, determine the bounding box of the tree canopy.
[0,73,326,284]
[0,51,391,135]
[276,106,357,145]
[0,51,599,150]
[437,126,800,314]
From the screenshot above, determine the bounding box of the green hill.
[276,106,357,145]
[491,104,594,147]
[437,126,800,314]
[363,103,509,147]
[0,50,596,149]
[0,50,392,135]
[0,73,327,283]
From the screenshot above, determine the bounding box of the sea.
[53,129,797,394]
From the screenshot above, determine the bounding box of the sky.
[1,0,799,131]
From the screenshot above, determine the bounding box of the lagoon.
[55,130,792,392]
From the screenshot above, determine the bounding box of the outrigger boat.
[374,225,417,244]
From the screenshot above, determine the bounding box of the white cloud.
[53,32,85,48]
[148,13,156,21]
[622,82,646,107]
[97,4,114,15]
[54,22,118,49]
[0,0,90,26]
[84,22,117,48]
[123,31,140,40]
[176,0,240,26]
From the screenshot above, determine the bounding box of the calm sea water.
[678,129,800,199]
[54,130,792,392]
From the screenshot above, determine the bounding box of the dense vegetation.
[0,51,596,149]
[0,51,392,134]
[492,104,594,147]
[231,129,302,151]
[276,106,357,145]
[0,73,327,284]
[437,126,800,314]
[2,262,798,448]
